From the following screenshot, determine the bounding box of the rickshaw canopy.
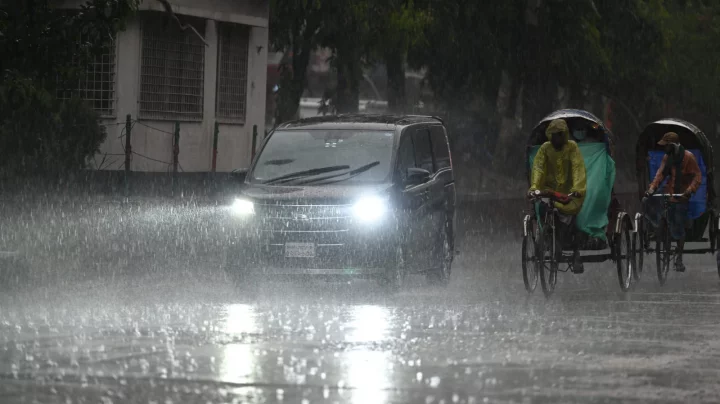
[636,118,715,226]
[527,109,615,154]
[526,109,616,240]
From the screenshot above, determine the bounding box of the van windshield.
[250,129,395,185]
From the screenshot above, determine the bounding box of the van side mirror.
[405,167,431,186]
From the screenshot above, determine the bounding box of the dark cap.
[657,132,680,146]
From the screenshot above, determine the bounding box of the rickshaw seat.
[647,150,707,220]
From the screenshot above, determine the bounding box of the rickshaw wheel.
[615,217,633,291]
[656,219,672,286]
[538,226,557,298]
[709,210,717,253]
[632,218,644,281]
[522,215,539,293]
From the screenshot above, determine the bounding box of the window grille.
[58,41,117,117]
[140,14,206,121]
[216,23,249,121]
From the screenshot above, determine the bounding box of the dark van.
[225,114,455,290]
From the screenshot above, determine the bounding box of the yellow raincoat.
[529,119,587,215]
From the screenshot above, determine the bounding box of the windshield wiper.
[264,158,295,166]
[296,161,381,185]
[261,165,350,185]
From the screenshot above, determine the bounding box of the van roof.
[276,114,444,131]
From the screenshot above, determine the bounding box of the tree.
[365,0,431,113]
[0,0,139,174]
[269,0,325,124]
[0,77,108,174]
[318,0,430,114]
[317,0,373,114]
[662,1,720,121]
[1,0,138,88]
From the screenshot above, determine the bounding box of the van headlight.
[231,198,255,216]
[352,196,387,222]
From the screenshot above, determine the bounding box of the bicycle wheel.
[709,210,717,253]
[656,219,672,286]
[538,222,557,297]
[615,217,633,291]
[632,217,644,281]
[522,215,539,293]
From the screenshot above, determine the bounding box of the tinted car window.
[430,126,451,170]
[250,129,395,185]
[396,135,416,182]
[413,129,434,173]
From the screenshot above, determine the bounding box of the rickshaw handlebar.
[642,193,686,205]
[651,193,685,198]
[528,190,574,204]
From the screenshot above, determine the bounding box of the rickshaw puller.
[643,132,702,272]
[527,119,588,273]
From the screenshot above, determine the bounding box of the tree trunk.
[505,72,521,119]
[385,50,406,113]
[275,41,313,124]
[491,71,521,175]
[569,84,585,109]
[520,0,550,133]
[334,47,361,114]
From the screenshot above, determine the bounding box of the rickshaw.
[522,110,635,297]
[635,119,719,284]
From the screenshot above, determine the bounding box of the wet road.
[2,199,720,403]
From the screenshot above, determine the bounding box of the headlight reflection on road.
[344,305,393,403]
[345,305,390,343]
[217,304,258,383]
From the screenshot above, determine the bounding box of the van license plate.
[285,242,316,258]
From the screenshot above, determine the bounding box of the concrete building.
[59,0,269,172]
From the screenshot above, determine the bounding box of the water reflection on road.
[218,303,258,384]
[2,237,720,403]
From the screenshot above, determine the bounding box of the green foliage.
[0,76,107,175]
[270,0,720,130]
[1,0,138,87]
[271,0,432,117]
[0,0,136,176]
[662,1,720,119]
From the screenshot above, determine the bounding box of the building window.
[140,14,206,121]
[216,23,249,121]
[58,41,117,117]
